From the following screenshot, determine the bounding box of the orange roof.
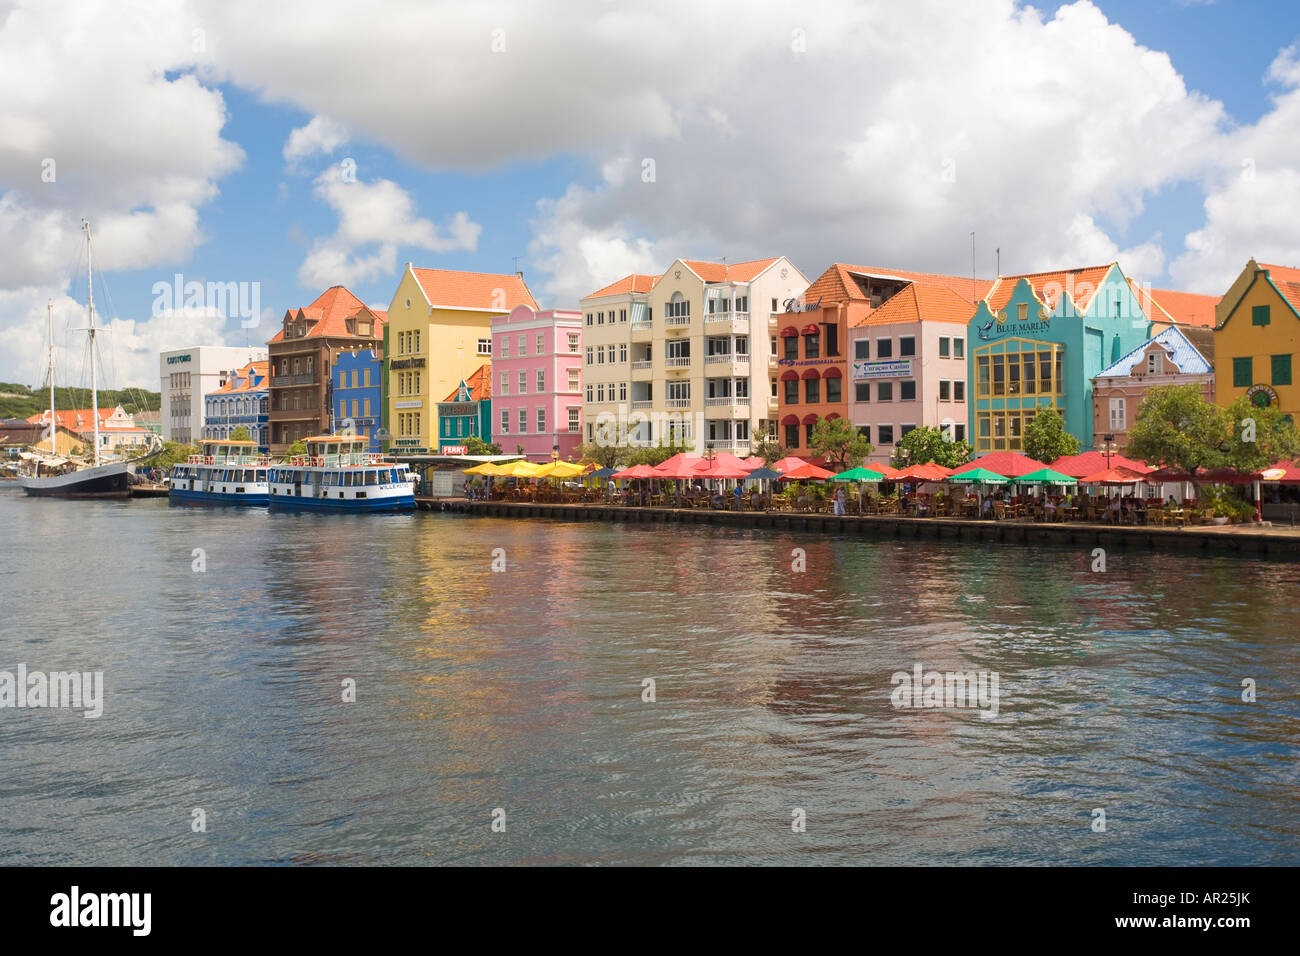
[1259,264,1300,314]
[410,268,537,312]
[804,263,992,307]
[443,363,492,402]
[678,258,780,283]
[581,273,660,300]
[211,361,268,394]
[983,265,1114,314]
[25,407,117,429]
[268,286,379,342]
[852,282,979,327]
[1143,288,1219,328]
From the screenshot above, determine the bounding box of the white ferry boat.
[267,435,415,512]
[169,439,270,505]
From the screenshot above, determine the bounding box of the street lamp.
[1103,433,1114,468]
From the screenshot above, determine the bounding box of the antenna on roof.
[996,247,1001,276]
[970,232,976,299]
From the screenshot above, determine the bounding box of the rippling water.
[0,486,1296,865]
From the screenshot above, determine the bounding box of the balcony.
[704,313,749,336]
[706,438,751,452]
[665,356,692,374]
[271,373,317,387]
[705,354,750,376]
[630,320,653,342]
[705,397,751,419]
[630,400,653,410]
[631,360,653,380]
[665,398,692,410]
[664,314,692,332]
[768,312,781,329]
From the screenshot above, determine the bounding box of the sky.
[1,0,1298,390]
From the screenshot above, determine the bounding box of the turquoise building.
[436,363,492,451]
[966,263,1152,453]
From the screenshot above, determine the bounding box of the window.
[568,407,580,432]
[586,313,593,326]
[1253,305,1271,326]
[619,383,627,401]
[855,382,870,402]
[478,338,491,355]
[1272,354,1292,387]
[500,372,508,395]
[900,424,917,439]
[900,380,916,401]
[805,423,815,446]
[568,332,580,353]
[877,381,893,402]
[876,338,893,359]
[500,410,509,434]
[519,371,527,393]
[877,424,894,445]
[620,309,627,323]
[1109,397,1126,430]
[939,337,950,358]
[596,347,605,365]
[666,294,690,318]
[1147,353,1159,374]
[954,381,965,401]
[363,398,371,417]
[1233,356,1253,388]
[854,339,869,360]
[1017,302,1028,321]
[585,347,593,365]
[537,369,545,392]
[785,424,799,448]
[954,338,964,359]
[517,334,526,355]
[537,407,546,432]
[899,336,915,357]
[537,334,545,354]
[518,408,527,432]
[568,369,580,391]
[500,338,509,358]
[805,379,820,403]
[826,378,841,403]
[585,385,593,402]
[784,336,798,360]
[939,380,951,401]
[805,333,820,359]
[784,379,799,404]
[596,384,605,402]
[607,345,616,363]
[597,311,604,325]
[619,343,627,363]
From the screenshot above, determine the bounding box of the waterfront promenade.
[423,497,1300,557]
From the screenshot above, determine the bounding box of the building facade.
[581,258,808,454]
[966,264,1155,453]
[25,405,151,455]
[384,265,537,456]
[491,307,583,461]
[1091,325,1214,451]
[160,345,268,444]
[266,287,385,452]
[203,360,270,451]
[1213,259,1300,419]
[332,349,384,452]
[437,364,493,451]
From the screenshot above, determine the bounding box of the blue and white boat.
[267,435,415,512]
[169,439,270,505]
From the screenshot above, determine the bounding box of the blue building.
[437,363,492,451]
[332,348,383,452]
[203,360,270,451]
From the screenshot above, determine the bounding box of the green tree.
[464,435,502,456]
[229,425,252,442]
[752,434,785,465]
[1022,408,1081,462]
[626,440,690,467]
[1220,395,1300,472]
[1126,385,1232,477]
[891,425,973,469]
[134,440,196,469]
[285,440,308,457]
[809,417,871,469]
[576,440,624,470]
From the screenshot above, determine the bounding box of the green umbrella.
[1017,467,1077,484]
[946,467,1008,484]
[832,465,889,482]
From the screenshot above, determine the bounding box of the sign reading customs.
[852,359,912,379]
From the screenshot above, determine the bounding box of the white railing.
[666,398,692,409]
[665,315,691,326]
[665,357,691,368]
[631,400,653,410]
[630,321,652,333]
[632,360,652,371]
[705,397,740,406]
[706,439,749,451]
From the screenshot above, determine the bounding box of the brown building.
[267,286,387,452]
[776,264,990,455]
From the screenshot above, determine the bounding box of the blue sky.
[2,0,1299,387]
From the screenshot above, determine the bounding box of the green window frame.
[1232,356,1253,389]
[1271,354,1292,387]
[1252,305,1270,326]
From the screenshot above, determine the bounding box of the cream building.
[580,258,809,453]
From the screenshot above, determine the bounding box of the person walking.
[834,485,846,516]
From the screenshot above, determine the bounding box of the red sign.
[440,445,468,455]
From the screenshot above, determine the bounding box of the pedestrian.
[733,483,743,511]
[834,485,846,516]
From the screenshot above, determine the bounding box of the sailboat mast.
[47,299,55,453]
[85,220,101,467]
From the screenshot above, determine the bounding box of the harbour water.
[0,487,1296,865]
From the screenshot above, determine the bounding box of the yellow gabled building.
[385,264,537,453]
[1213,259,1300,419]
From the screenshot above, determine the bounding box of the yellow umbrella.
[547,461,588,478]
[498,459,546,477]
[530,462,559,477]
[462,462,502,475]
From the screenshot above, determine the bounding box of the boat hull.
[19,461,131,498]
[169,487,269,506]
[267,493,414,513]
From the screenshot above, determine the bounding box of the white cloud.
[297,165,481,289]
[283,115,350,167]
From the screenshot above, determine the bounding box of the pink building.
[491,306,584,461]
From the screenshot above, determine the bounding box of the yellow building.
[1214,259,1300,418]
[385,264,537,453]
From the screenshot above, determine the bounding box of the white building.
[160,345,268,444]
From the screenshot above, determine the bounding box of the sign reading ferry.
[440,445,468,456]
[852,359,912,379]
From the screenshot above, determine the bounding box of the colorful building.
[332,349,383,452]
[203,360,270,451]
[581,258,809,454]
[1091,325,1214,452]
[781,264,992,458]
[267,286,386,452]
[437,364,493,452]
[965,263,1158,453]
[1212,259,1300,419]
[25,405,151,454]
[492,307,583,461]
[384,265,537,456]
[160,345,268,444]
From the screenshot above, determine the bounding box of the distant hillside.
[0,382,160,421]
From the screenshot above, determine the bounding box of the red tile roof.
[268,286,379,343]
[411,268,537,312]
[679,258,780,283]
[1261,264,1300,314]
[443,363,492,402]
[211,361,268,395]
[25,407,117,429]
[852,281,979,328]
[805,263,993,306]
[984,265,1114,315]
[1130,284,1219,328]
[581,273,660,300]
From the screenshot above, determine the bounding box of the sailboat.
[20,221,132,498]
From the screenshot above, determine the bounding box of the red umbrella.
[771,456,808,474]
[893,461,953,482]
[653,456,709,479]
[1078,465,1150,485]
[699,462,751,479]
[695,451,757,473]
[950,452,1051,478]
[611,464,660,479]
[780,462,835,480]
[1051,451,1151,477]
[742,456,766,468]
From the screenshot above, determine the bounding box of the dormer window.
[1147,353,1158,374]
[358,322,370,336]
